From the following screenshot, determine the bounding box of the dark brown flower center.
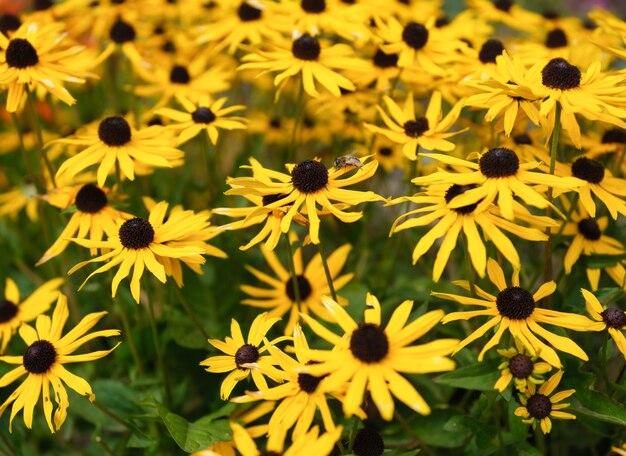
[297,371,325,393]
[542,10,559,19]
[98,116,132,146]
[403,118,429,137]
[402,22,429,50]
[601,308,626,329]
[378,147,392,157]
[119,218,155,249]
[191,107,216,124]
[479,147,519,177]
[601,128,626,144]
[496,287,535,320]
[237,1,262,21]
[509,354,534,378]
[353,427,385,456]
[526,394,552,419]
[291,160,328,193]
[571,157,604,184]
[234,343,259,368]
[350,323,389,363]
[23,340,56,374]
[34,0,53,10]
[5,38,39,68]
[285,275,312,302]
[546,28,567,48]
[444,184,481,214]
[0,299,18,323]
[494,0,513,12]
[479,39,505,64]
[170,65,191,84]
[577,218,601,241]
[262,193,287,206]
[541,58,581,90]
[110,18,136,43]
[75,184,108,214]
[373,48,398,68]
[0,15,21,34]
[292,34,320,60]
[513,133,532,145]
[301,0,325,13]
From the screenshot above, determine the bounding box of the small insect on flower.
[333,153,363,170]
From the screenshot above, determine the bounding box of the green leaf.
[507,399,529,441]
[435,360,500,391]
[152,401,232,452]
[410,410,471,448]
[571,388,626,426]
[583,254,626,270]
[592,287,625,306]
[127,430,157,448]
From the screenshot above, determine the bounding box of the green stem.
[26,86,56,188]
[92,400,136,430]
[283,234,301,309]
[174,286,209,341]
[534,426,546,454]
[544,102,561,307]
[113,298,144,375]
[0,430,15,456]
[461,234,477,298]
[394,410,435,456]
[288,82,305,163]
[317,239,337,301]
[94,436,117,456]
[146,293,173,407]
[601,330,611,392]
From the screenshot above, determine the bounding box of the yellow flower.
[301,293,458,420]
[37,183,132,265]
[436,259,595,367]
[54,116,184,187]
[200,312,285,400]
[514,370,576,434]
[0,278,64,353]
[242,237,353,335]
[156,95,246,145]
[0,22,92,112]
[494,339,552,393]
[239,33,367,97]
[68,201,210,303]
[582,289,626,359]
[224,157,382,245]
[0,294,119,432]
[365,91,466,159]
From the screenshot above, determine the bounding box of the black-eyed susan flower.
[155,95,246,145]
[225,157,383,245]
[54,116,184,187]
[232,324,357,439]
[390,183,553,280]
[200,312,285,400]
[0,182,39,221]
[530,57,626,148]
[613,444,626,456]
[494,339,552,393]
[37,183,132,265]
[196,1,283,54]
[134,58,234,110]
[583,289,626,359]
[560,207,626,290]
[0,294,120,432]
[374,15,464,73]
[0,277,63,353]
[514,370,576,434]
[568,157,626,219]
[436,259,595,368]
[365,91,465,159]
[300,293,458,420]
[142,197,227,287]
[242,238,352,336]
[68,201,209,303]
[239,33,368,97]
[0,22,91,112]
[467,0,542,32]
[232,422,342,456]
[414,147,582,220]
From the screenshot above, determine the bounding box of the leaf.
[127,430,157,448]
[409,410,471,448]
[435,360,500,391]
[151,400,232,452]
[583,254,626,270]
[507,400,529,441]
[571,388,626,426]
[593,287,625,306]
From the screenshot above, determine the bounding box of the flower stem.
[543,102,561,307]
[283,234,301,309]
[174,286,209,341]
[11,112,42,193]
[318,238,337,301]
[146,292,173,407]
[25,86,57,188]
[113,297,144,375]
